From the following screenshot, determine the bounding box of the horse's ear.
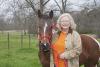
[38,10,42,18]
[49,10,53,18]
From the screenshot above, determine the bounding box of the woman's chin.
[62,27,69,29]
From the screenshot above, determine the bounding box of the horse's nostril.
[41,43,50,52]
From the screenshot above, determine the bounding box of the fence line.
[0,32,36,49]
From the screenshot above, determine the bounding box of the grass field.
[0,33,41,67]
[0,32,100,67]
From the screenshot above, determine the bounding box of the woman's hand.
[59,52,65,59]
[59,51,77,59]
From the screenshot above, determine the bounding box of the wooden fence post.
[21,33,23,48]
[29,34,31,48]
[8,32,10,49]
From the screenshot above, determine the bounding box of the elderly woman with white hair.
[51,13,82,67]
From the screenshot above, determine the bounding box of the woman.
[51,13,82,67]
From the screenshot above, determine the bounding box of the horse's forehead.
[43,23,48,30]
[38,15,52,34]
[40,18,51,27]
[39,21,51,33]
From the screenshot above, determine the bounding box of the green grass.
[0,32,100,67]
[0,48,41,67]
[0,33,41,67]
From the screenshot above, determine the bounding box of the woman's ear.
[38,10,42,18]
[49,10,53,18]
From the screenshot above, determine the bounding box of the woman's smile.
[60,21,70,29]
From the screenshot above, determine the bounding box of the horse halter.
[39,33,51,44]
[38,22,53,45]
[38,32,52,52]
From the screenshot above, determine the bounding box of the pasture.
[0,32,41,67]
[0,32,99,67]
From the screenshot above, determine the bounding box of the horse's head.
[37,10,54,52]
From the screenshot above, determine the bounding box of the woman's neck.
[62,29,69,34]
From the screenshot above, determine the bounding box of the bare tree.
[25,0,37,13]
[25,0,50,13]
[54,0,68,13]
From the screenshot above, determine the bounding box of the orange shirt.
[52,31,68,67]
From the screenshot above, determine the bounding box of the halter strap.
[40,35,51,40]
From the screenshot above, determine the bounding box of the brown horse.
[79,34,100,67]
[37,10,100,67]
[38,10,53,67]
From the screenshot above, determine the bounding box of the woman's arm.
[60,31,82,59]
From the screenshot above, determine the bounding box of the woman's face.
[59,16,70,30]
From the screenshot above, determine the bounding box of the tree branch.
[43,0,50,6]
[94,0,97,6]
[64,0,67,8]
[25,0,37,13]
[54,0,62,12]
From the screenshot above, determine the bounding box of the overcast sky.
[0,0,100,15]
[48,0,100,11]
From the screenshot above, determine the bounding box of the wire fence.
[0,32,37,49]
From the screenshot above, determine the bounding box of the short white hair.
[57,13,76,30]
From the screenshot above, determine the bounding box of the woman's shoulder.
[72,30,80,37]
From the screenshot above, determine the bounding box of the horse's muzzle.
[40,43,50,52]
